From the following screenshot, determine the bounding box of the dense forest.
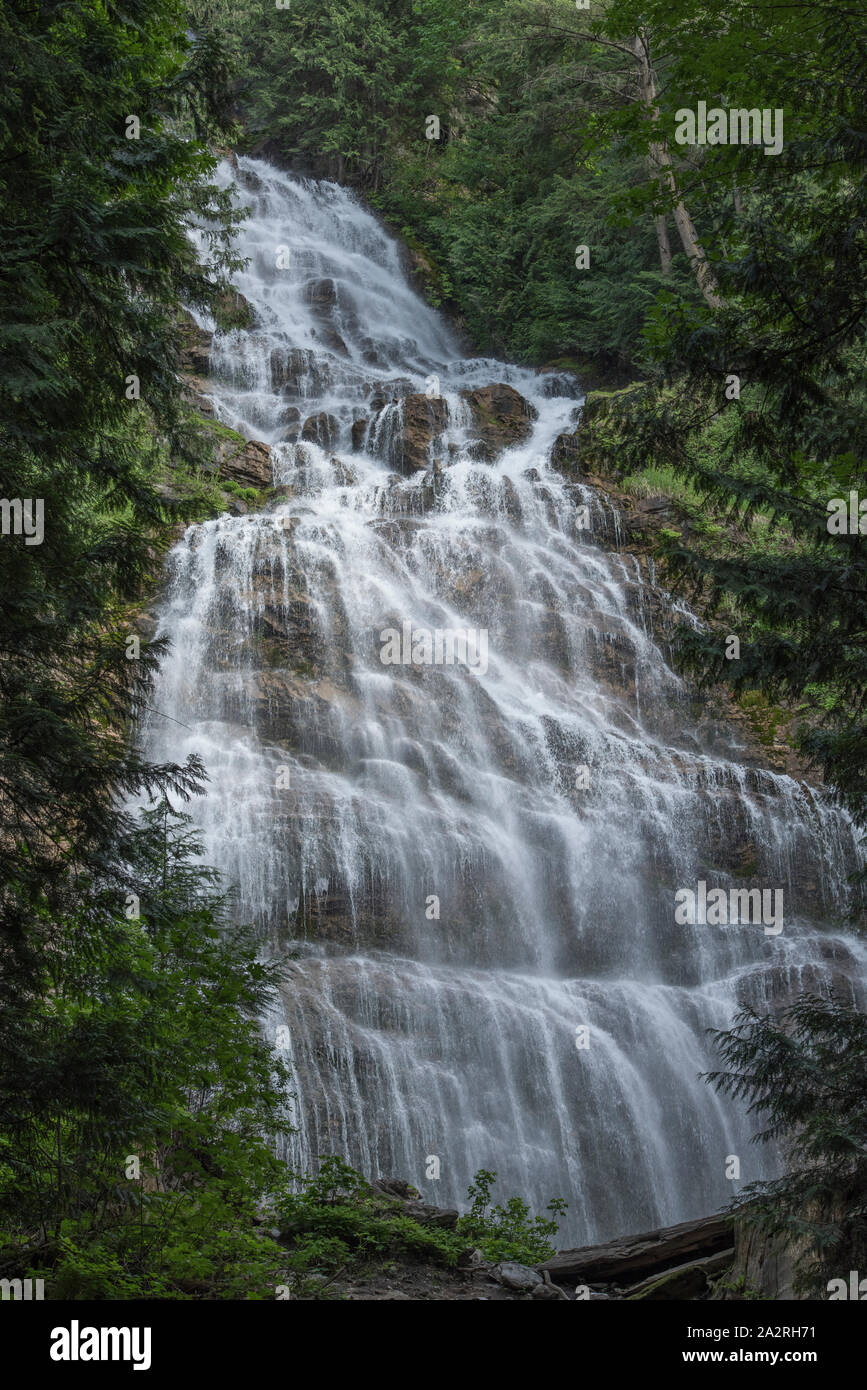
[1,0,865,1316]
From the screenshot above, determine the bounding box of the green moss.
[739,691,790,747]
[195,414,246,446]
[220,480,260,503]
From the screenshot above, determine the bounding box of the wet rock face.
[460,383,538,457]
[301,412,340,449]
[550,431,583,477]
[179,315,213,377]
[303,276,351,356]
[305,277,337,309]
[362,384,539,474]
[179,295,256,379]
[393,393,449,473]
[217,438,273,490]
[276,406,302,444]
[214,288,256,332]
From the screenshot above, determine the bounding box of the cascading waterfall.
[142,156,866,1246]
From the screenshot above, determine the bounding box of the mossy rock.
[213,289,256,332]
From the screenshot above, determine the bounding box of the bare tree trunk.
[632,33,722,308]
[540,16,723,303]
[654,207,673,273]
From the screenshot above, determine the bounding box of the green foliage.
[0,801,294,1298]
[456,1167,567,1264]
[221,480,259,502]
[0,0,244,1047]
[712,1273,765,1302]
[271,1156,458,1296]
[227,0,692,372]
[272,1158,567,1295]
[707,996,867,1297]
[235,0,463,188]
[593,0,867,834]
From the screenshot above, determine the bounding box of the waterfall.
[142,156,866,1246]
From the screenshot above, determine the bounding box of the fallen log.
[538,1212,733,1287]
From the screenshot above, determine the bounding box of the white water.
[142,157,866,1245]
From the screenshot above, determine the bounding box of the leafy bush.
[273,1157,568,1296]
[456,1168,567,1265]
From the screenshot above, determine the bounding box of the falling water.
[142,157,866,1245]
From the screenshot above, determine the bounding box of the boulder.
[403,1200,460,1230]
[304,277,337,308]
[219,438,272,490]
[460,383,537,457]
[492,1261,543,1293]
[369,1177,458,1230]
[371,1178,419,1201]
[301,412,340,449]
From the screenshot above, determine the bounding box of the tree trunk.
[538,1211,733,1286]
[632,33,722,308]
[654,209,673,274]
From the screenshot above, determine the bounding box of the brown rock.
[318,328,349,356]
[218,438,272,490]
[271,347,325,394]
[392,393,448,473]
[179,312,212,376]
[304,277,337,308]
[276,406,302,445]
[301,412,340,449]
[460,383,537,457]
[182,377,215,417]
